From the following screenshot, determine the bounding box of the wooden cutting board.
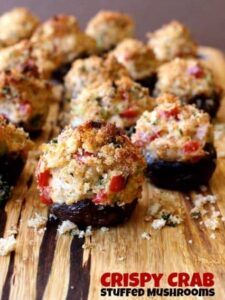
[0,47,225,300]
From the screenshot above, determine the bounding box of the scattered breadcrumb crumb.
[118,256,126,261]
[49,213,57,220]
[85,226,93,237]
[28,213,47,230]
[210,233,216,240]
[100,227,109,232]
[0,235,16,256]
[57,220,77,235]
[82,242,96,249]
[151,218,166,230]
[204,209,220,230]
[78,230,85,238]
[6,227,18,236]
[141,232,151,240]
[148,203,161,216]
[188,240,193,244]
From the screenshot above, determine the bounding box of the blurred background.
[0,0,224,50]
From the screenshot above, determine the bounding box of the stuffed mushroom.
[0,116,33,205]
[0,41,38,76]
[0,7,39,49]
[147,20,197,63]
[111,38,157,92]
[86,10,135,53]
[70,77,153,133]
[132,94,216,190]
[31,14,97,80]
[36,121,145,227]
[154,58,222,117]
[0,68,54,133]
[64,55,129,98]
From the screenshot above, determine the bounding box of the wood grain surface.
[0,47,225,300]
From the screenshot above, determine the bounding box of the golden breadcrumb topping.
[154,58,221,101]
[65,55,130,98]
[70,76,153,129]
[132,94,212,161]
[111,38,157,80]
[31,15,97,77]
[0,69,53,131]
[147,21,197,62]
[37,121,145,205]
[0,40,44,80]
[0,7,39,49]
[86,10,135,52]
[0,115,33,153]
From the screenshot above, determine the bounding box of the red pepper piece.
[188,65,204,78]
[148,131,162,142]
[109,175,126,193]
[37,169,51,187]
[92,190,108,204]
[40,193,53,205]
[183,140,201,153]
[160,107,180,119]
[120,108,139,118]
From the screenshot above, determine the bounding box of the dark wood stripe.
[1,252,15,300]
[66,237,91,300]
[26,175,33,190]
[0,208,7,237]
[36,218,59,300]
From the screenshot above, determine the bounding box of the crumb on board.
[118,256,126,261]
[82,242,96,249]
[141,232,151,240]
[190,194,217,218]
[57,221,94,238]
[0,235,16,256]
[151,218,166,230]
[188,239,193,244]
[27,213,47,231]
[57,220,77,235]
[100,226,109,232]
[204,209,221,231]
[210,233,216,240]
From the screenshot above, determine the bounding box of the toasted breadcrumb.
[100,227,109,232]
[57,220,77,235]
[151,218,166,230]
[0,235,16,256]
[141,232,151,240]
[28,213,47,230]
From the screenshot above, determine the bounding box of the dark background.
[0,0,224,50]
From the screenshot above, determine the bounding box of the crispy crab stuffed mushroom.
[36,121,145,227]
[31,14,97,80]
[0,41,38,75]
[111,38,157,92]
[70,77,153,133]
[0,69,54,133]
[64,55,129,98]
[86,10,135,53]
[0,7,39,49]
[147,20,197,63]
[0,116,33,204]
[154,58,222,117]
[132,94,216,190]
